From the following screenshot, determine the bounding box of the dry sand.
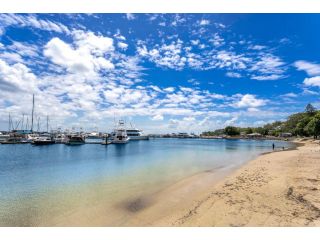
[121,140,320,227]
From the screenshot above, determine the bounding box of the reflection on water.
[0,138,294,226]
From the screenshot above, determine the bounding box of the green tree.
[283,113,307,133]
[245,128,253,134]
[255,127,268,135]
[224,126,240,136]
[304,113,320,139]
[294,116,311,136]
[305,103,316,116]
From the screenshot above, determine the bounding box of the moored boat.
[32,134,55,145]
[111,120,130,144]
[126,128,149,140]
[0,133,10,143]
[65,134,85,145]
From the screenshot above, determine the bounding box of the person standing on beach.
[272,143,275,150]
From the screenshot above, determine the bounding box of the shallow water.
[0,138,294,226]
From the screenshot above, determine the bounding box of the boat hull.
[32,141,55,145]
[111,139,129,144]
[65,141,85,145]
[127,135,149,140]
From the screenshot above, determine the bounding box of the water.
[0,138,294,226]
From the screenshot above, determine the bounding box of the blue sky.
[0,14,320,133]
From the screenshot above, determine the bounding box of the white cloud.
[302,88,318,95]
[294,60,320,76]
[117,42,128,50]
[191,39,200,45]
[187,78,200,85]
[251,74,284,81]
[137,39,186,70]
[44,32,115,74]
[214,50,249,70]
[0,52,23,63]
[232,94,267,108]
[7,41,39,57]
[210,33,225,47]
[73,30,114,54]
[224,116,238,126]
[250,54,286,80]
[0,14,70,35]
[281,92,298,98]
[163,87,175,93]
[304,76,320,87]
[126,13,135,20]
[151,114,164,121]
[199,19,210,26]
[0,59,37,92]
[248,45,266,50]
[226,72,242,78]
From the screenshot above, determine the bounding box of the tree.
[284,112,308,133]
[304,112,320,139]
[224,126,240,136]
[305,103,316,115]
[245,128,253,134]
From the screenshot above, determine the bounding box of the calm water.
[0,138,294,226]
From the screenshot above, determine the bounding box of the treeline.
[202,104,320,139]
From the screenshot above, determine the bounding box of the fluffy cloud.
[294,60,320,76]
[199,19,210,26]
[304,76,320,87]
[44,32,115,74]
[0,59,37,92]
[137,39,186,70]
[118,42,128,50]
[232,94,267,108]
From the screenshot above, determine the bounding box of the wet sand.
[45,140,320,226]
[120,140,320,226]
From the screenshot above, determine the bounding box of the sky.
[0,13,320,133]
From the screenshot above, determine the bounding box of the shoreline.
[119,139,320,226]
[2,139,317,226]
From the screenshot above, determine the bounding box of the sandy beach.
[115,140,320,227]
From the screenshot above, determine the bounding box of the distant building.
[280,132,292,137]
[247,133,263,138]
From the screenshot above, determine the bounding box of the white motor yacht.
[111,120,130,144]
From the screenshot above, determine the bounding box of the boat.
[126,127,149,140]
[86,130,101,139]
[32,134,55,145]
[54,133,67,143]
[65,134,85,145]
[111,120,130,144]
[177,132,190,138]
[0,133,10,143]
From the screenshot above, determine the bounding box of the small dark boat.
[65,135,85,145]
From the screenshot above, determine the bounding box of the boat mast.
[8,113,11,132]
[21,114,25,130]
[31,94,35,132]
[26,117,29,130]
[37,116,40,132]
[46,115,49,133]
